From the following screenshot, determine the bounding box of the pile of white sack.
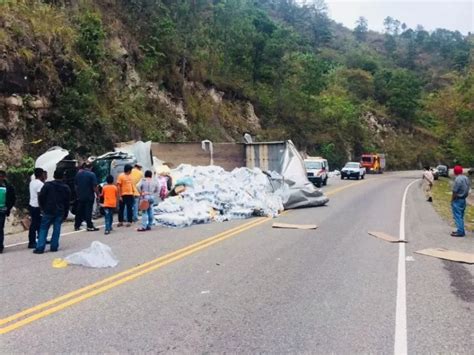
[154,165,285,228]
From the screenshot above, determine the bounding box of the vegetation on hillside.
[0,0,472,169]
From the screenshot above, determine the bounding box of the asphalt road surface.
[1,172,472,353]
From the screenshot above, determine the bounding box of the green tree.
[354,16,368,42]
[376,69,421,121]
[76,12,106,63]
[384,34,397,55]
[339,68,374,100]
[383,16,400,35]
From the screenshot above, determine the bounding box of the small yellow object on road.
[52,258,68,269]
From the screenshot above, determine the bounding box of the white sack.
[65,241,118,268]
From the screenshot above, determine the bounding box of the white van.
[304,157,329,187]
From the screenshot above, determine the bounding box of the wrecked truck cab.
[91,152,137,184]
[90,152,137,217]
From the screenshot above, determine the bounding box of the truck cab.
[361,153,386,174]
[91,152,137,184]
[304,157,329,187]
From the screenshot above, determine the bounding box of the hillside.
[0,0,473,170]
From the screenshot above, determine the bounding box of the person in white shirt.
[28,168,45,248]
[422,166,434,202]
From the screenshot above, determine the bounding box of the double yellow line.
[0,217,271,335]
[0,179,366,335]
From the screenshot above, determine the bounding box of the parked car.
[436,164,449,177]
[468,168,474,176]
[304,157,329,187]
[341,162,366,180]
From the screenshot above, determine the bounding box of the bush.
[76,12,105,63]
[6,157,35,211]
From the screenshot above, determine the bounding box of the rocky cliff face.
[0,4,263,167]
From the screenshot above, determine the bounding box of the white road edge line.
[5,223,110,248]
[394,179,419,355]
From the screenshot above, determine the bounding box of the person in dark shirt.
[451,165,471,237]
[0,170,16,254]
[34,169,71,254]
[74,163,99,231]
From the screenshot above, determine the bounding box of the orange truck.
[360,153,386,174]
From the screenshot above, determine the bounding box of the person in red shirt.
[100,175,118,235]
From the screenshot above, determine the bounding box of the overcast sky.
[324,0,473,34]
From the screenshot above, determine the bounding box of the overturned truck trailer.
[246,141,329,209]
[151,140,328,209]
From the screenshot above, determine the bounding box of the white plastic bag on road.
[65,241,119,268]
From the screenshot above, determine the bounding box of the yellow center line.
[0,217,273,335]
[0,178,368,335]
[326,180,367,196]
[0,217,265,327]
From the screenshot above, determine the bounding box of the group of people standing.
[0,161,171,254]
[1,167,70,254]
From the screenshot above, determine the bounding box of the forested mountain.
[1,0,472,169]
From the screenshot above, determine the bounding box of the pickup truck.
[341,162,366,180]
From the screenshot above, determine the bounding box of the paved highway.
[1,172,472,353]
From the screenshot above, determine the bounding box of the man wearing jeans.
[117,164,135,227]
[28,168,45,249]
[137,170,159,232]
[34,170,71,254]
[130,163,143,222]
[74,163,99,232]
[101,175,117,235]
[451,165,470,237]
[0,170,16,254]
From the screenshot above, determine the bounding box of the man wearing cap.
[451,165,470,237]
[130,163,143,222]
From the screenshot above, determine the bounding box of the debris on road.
[154,165,284,228]
[153,141,329,229]
[52,258,69,269]
[29,140,328,231]
[272,222,318,230]
[415,248,474,264]
[64,241,119,268]
[368,231,408,243]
